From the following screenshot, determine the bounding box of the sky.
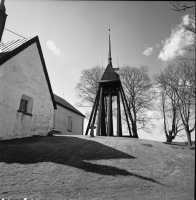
[2,0,195,142]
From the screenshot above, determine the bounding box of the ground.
[0,135,195,200]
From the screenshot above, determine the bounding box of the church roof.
[0,36,57,110]
[54,94,85,117]
[0,37,33,57]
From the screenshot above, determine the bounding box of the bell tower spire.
[108,26,112,64]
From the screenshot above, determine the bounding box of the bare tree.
[170,1,195,12]
[155,75,184,143]
[75,65,103,107]
[162,57,195,102]
[156,58,195,146]
[119,65,155,138]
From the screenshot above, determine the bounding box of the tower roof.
[100,28,119,82]
[100,63,119,82]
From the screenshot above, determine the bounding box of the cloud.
[156,43,160,48]
[182,14,190,25]
[158,15,194,61]
[143,47,153,56]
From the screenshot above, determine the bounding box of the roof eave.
[56,101,86,117]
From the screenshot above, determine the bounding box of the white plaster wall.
[0,43,54,140]
[54,105,84,135]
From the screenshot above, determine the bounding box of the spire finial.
[108,24,112,64]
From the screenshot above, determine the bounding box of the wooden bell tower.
[85,29,134,137]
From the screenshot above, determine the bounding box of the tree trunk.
[185,129,192,146]
[132,123,139,138]
[166,130,175,143]
[166,134,173,143]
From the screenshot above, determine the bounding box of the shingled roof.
[0,36,57,109]
[54,94,85,117]
[100,62,119,82]
[0,37,33,57]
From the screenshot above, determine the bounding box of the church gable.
[0,37,56,140]
[0,36,56,109]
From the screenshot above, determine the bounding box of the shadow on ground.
[0,136,161,184]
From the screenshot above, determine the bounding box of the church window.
[18,94,33,115]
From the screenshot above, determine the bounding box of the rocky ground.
[0,135,195,200]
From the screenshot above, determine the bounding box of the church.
[0,1,85,140]
[0,36,56,140]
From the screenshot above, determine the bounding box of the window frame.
[17,94,33,116]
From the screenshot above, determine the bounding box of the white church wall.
[0,43,54,140]
[54,104,84,135]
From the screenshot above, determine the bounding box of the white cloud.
[143,47,153,56]
[182,14,190,25]
[156,43,160,48]
[158,15,194,61]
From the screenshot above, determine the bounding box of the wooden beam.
[101,93,106,136]
[85,84,101,135]
[117,85,122,137]
[96,87,103,136]
[107,87,113,136]
[90,86,101,137]
[104,96,108,135]
[120,83,138,138]
[119,86,132,137]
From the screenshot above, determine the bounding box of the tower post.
[85,85,101,135]
[107,87,113,136]
[117,85,122,137]
[96,87,103,136]
[101,94,106,136]
[120,86,132,137]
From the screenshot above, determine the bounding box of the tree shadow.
[0,136,162,185]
